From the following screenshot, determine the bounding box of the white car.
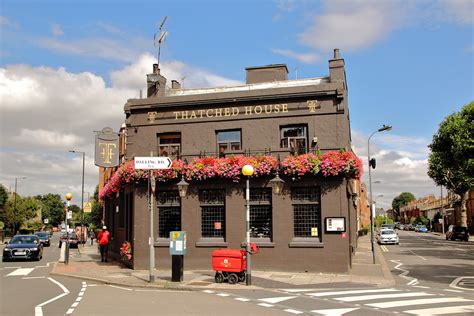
[377,229,399,245]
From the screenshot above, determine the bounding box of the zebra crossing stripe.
[259,296,297,304]
[366,297,472,308]
[284,309,303,314]
[7,268,34,276]
[307,288,399,297]
[310,308,359,315]
[404,304,474,315]
[335,292,434,302]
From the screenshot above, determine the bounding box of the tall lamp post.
[368,124,392,264]
[65,193,73,265]
[69,150,85,246]
[242,165,254,286]
[13,177,27,235]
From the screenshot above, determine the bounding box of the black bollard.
[171,255,184,282]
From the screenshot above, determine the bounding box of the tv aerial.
[154,16,168,68]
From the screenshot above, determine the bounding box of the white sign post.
[134,156,171,283]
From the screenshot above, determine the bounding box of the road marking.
[258,303,274,307]
[259,296,297,304]
[23,276,46,279]
[412,286,430,289]
[217,293,230,297]
[235,298,250,302]
[35,277,70,316]
[408,249,427,260]
[280,288,319,292]
[366,297,472,308]
[449,276,474,291]
[391,260,419,286]
[335,292,434,302]
[404,304,474,315]
[7,268,34,276]
[444,289,463,293]
[203,290,214,293]
[310,308,359,315]
[65,281,87,315]
[284,309,303,314]
[109,285,132,291]
[307,288,399,297]
[381,245,388,252]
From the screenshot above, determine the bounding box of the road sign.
[67,211,72,219]
[83,202,92,213]
[134,157,172,170]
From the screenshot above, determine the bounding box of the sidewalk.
[50,234,395,290]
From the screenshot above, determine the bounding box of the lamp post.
[368,124,392,264]
[69,150,85,246]
[242,164,254,285]
[65,193,73,265]
[13,177,26,235]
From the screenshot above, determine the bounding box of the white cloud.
[437,0,474,25]
[271,48,320,63]
[298,0,412,52]
[0,54,241,205]
[0,16,18,29]
[352,130,437,210]
[36,37,149,62]
[51,23,64,36]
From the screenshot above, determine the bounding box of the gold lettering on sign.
[99,143,116,164]
[171,103,292,120]
[282,104,288,113]
[147,111,158,122]
[244,106,252,115]
[307,100,319,113]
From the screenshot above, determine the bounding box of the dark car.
[3,235,43,262]
[446,225,470,241]
[59,232,79,248]
[34,232,51,247]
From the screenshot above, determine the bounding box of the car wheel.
[228,273,239,284]
[214,273,224,284]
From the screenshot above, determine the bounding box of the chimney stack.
[147,63,167,97]
[329,48,345,83]
[171,80,181,90]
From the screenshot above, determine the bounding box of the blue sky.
[1,0,473,209]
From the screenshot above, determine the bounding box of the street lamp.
[177,176,189,197]
[368,124,392,264]
[13,177,26,235]
[242,164,254,286]
[269,168,285,195]
[65,192,73,265]
[69,150,85,246]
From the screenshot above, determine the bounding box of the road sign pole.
[149,170,155,282]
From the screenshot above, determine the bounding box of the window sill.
[289,238,324,248]
[241,239,274,248]
[195,238,228,248]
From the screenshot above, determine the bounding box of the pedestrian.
[89,229,95,246]
[97,226,110,262]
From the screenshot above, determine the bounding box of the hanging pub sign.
[95,127,119,168]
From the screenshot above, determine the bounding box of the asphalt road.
[1,231,473,315]
[380,229,474,294]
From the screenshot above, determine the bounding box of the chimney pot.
[334,48,341,59]
[171,80,181,89]
[153,63,160,74]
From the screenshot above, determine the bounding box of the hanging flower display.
[99,151,362,200]
[120,241,132,260]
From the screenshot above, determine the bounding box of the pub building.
[100,49,363,273]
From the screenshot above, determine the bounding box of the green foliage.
[88,185,102,228]
[0,221,4,230]
[428,102,474,195]
[392,192,416,218]
[0,184,8,209]
[36,194,66,226]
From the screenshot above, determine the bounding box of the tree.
[0,184,8,209]
[428,102,474,227]
[36,194,66,226]
[4,196,43,233]
[392,192,416,220]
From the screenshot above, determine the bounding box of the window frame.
[280,125,308,155]
[155,190,181,246]
[196,189,228,247]
[157,132,181,159]
[216,129,242,157]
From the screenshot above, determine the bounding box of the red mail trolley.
[211,243,259,284]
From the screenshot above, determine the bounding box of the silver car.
[377,229,399,245]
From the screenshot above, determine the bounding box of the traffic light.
[369,158,376,169]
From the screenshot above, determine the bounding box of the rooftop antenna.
[154,16,168,68]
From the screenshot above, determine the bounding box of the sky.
[1,0,473,209]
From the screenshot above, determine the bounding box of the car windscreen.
[381,230,395,235]
[10,236,39,244]
[454,227,467,232]
[35,233,48,237]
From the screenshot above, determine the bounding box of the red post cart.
[211,243,259,284]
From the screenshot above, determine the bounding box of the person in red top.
[97,226,110,262]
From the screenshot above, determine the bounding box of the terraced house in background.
[99,49,365,273]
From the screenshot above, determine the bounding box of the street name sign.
[134,157,172,170]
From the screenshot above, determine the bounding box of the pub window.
[250,188,272,239]
[217,130,241,157]
[291,187,321,240]
[157,190,181,238]
[280,125,308,155]
[199,189,225,238]
[157,133,181,159]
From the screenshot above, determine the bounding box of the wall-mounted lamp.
[177,176,189,198]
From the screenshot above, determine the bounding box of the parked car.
[59,232,79,248]
[34,231,51,246]
[446,225,470,241]
[3,235,43,261]
[377,229,399,245]
[417,225,429,233]
[380,224,395,231]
